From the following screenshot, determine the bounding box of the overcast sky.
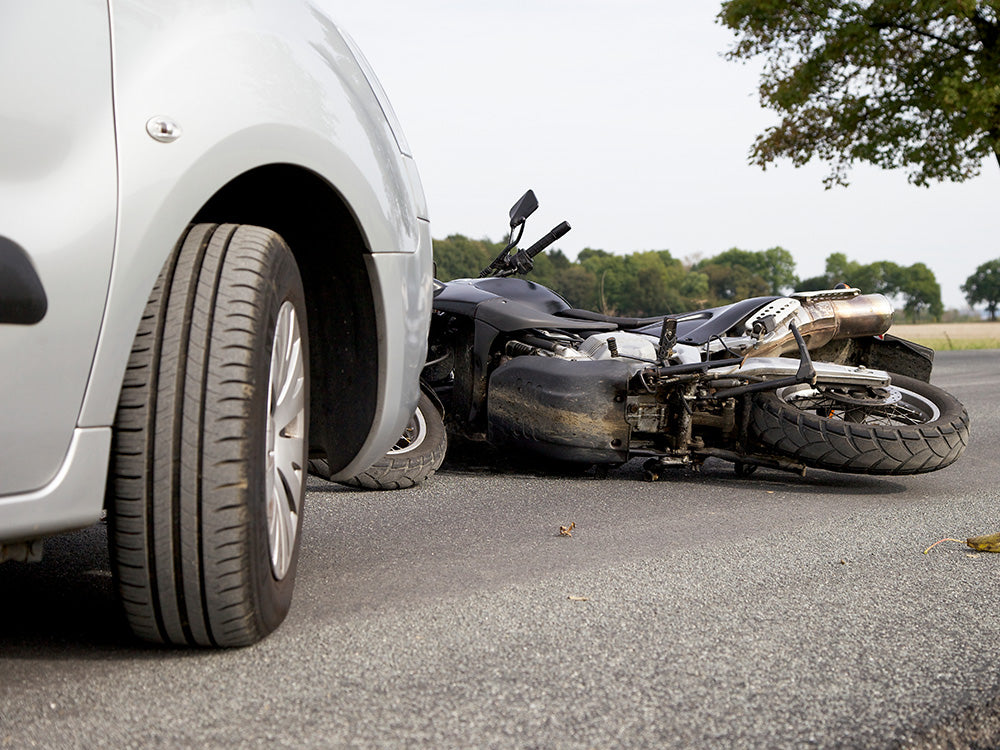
[333,1,1000,311]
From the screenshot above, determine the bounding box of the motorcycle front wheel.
[309,391,447,490]
[749,373,968,475]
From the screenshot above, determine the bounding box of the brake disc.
[819,385,902,407]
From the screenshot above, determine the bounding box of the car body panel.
[1,0,432,543]
[81,0,428,428]
[0,0,118,495]
[0,429,110,542]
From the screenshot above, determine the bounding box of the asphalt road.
[2,350,999,748]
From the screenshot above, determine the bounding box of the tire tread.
[108,224,306,647]
[749,373,969,475]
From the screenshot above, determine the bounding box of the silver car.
[0,1,432,646]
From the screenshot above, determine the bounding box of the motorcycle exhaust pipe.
[749,292,894,357]
[823,293,895,337]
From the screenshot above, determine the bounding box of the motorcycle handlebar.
[479,220,571,277]
[524,221,571,258]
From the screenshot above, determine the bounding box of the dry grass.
[888,322,1000,350]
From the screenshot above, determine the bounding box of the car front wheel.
[108,223,309,647]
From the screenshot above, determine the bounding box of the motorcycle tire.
[310,392,447,490]
[749,372,968,475]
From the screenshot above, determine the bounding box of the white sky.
[334,1,1000,311]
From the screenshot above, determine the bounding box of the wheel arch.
[194,164,379,473]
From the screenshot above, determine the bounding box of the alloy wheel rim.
[388,407,427,454]
[265,301,305,580]
[777,383,940,425]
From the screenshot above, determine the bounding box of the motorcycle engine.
[580,331,657,362]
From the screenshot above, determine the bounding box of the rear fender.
[808,335,934,382]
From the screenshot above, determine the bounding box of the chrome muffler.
[744,289,894,358]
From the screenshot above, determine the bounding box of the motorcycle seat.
[554,308,668,330]
[557,296,783,344]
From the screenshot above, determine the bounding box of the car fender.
[80,0,430,430]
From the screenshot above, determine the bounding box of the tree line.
[433,236,956,321]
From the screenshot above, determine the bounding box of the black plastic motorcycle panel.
[433,276,606,334]
[432,278,498,317]
[433,276,570,314]
[634,296,779,345]
[475,298,618,333]
[471,277,571,313]
[487,356,630,464]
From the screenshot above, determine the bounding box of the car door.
[0,0,118,494]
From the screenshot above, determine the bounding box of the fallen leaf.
[559,522,575,537]
[967,532,1000,552]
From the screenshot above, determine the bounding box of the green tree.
[575,248,698,315]
[621,251,689,315]
[577,248,611,264]
[719,2,1000,186]
[680,270,711,305]
[824,253,902,296]
[699,262,771,303]
[962,258,1000,319]
[708,246,798,294]
[528,249,600,309]
[551,265,599,310]
[796,274,832,292]
[578,249,630,314]
[893,262,944,321]
[823,253,863,287]
[693,247,797,302]
[815,253,942,320]
[432,234,504,280]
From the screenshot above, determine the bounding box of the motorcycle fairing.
[436,276,778,343]
[634,296,780,346]
[468,277,571,313]
[431,276,617,428]
[475,298,618,333]
[487,356,630,464]
[435,276,615,333]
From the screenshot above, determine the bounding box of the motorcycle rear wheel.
[749,373,968,475]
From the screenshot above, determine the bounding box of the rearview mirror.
[509,190,539,228]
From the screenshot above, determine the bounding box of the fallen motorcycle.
[342,190,969,488]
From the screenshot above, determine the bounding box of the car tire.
[108,223,309,647]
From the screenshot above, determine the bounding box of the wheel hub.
[265,301,305,580]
